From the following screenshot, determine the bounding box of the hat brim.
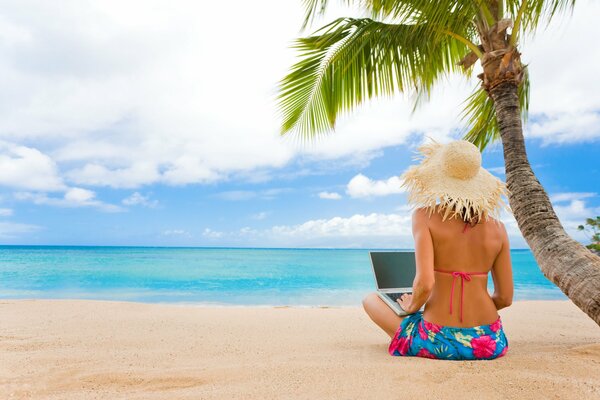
[399,141,512,221]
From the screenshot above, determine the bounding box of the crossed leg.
[362,292,405,339]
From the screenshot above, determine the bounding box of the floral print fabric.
[389,311,508,360]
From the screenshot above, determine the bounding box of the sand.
[0,299,599,399]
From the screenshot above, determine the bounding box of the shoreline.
[2,299,598,399]
[0,297,570,308]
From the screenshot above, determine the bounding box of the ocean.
[0,246,565,306]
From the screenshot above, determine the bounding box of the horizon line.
[0,244,533,251]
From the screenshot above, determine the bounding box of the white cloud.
[0,208,13,217]
[553,199,600,234]
[487,166,505,175]
[346,173,405,198]
[528,112,600,145]
[0,0,301,189]
[239,226,260,236]
[202,228,223,239]
[14,188,123,212]
[122,192,158,207]
[0,141,65,191]
[318,191,342,200]
[519,0,600,145]
[163,229,188,236]
[0,221,41,239]
[202,191,598,248]
[65,162,161,189]
[64,187,95,202]
[201,211,415,247]
[271,212,413,237]
[550,192,596,203]
[496,194,600,247]
[0,0,596,195]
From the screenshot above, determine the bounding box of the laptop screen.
[370,252,416,289]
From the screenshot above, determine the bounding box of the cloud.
[65,162,161,189]
[271,212,413,237]
[14,188,123,212]
[0,221,41,239]
[553,200,600,243]
[0,0,539,193]
[346,174,405,198]
[487,166,506,175]
[519,0,600,145]
[550,192,596,203]
[64,187,95,202]
[0,141,65,191]
[318,191,342,200]
[198,190,599,248]
[163,229,188,236]
[546,192,600,243]
[528,111,600,146]
[202,228,223,239]
[0,0,597,198]
[122,192,158,207]
[200,211,416,248]
[239,226,259,236]
[0,208,13,217]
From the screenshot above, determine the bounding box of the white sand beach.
[1,299,599,399]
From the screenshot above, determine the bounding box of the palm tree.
[276,0,600,326]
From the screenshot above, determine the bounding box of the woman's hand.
[396,293,415,313]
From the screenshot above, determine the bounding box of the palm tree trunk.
[490,81,600,327]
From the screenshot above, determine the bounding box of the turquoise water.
[0,246,565,306]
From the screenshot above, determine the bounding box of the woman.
[362,139,513,360]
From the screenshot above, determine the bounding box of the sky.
[0,0,598,248]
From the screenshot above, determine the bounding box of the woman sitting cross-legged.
[362,139,513,360]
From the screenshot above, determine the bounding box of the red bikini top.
[433,221,488,322]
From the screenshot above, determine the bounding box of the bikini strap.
[434,269,488,322]
[462,221,469,233]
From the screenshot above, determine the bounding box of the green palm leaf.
[277,16,474,139]
[460,65,529,151]
[505,0,576,45]
[287,0,575,150]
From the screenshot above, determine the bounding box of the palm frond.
[301,0,336,31]
[460,64,530,151]
[276,17,472,140]
[460,86,498,151]
[361,0,494,28]
[505,0,576,44]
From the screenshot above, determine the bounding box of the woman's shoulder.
[412,206,436,217]
[411,207,437,224]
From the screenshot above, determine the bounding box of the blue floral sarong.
[389,311,508,360]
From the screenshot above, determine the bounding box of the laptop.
[369,251,422,316]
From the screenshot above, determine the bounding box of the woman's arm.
[491,222,514,310]
[397,208,435,313]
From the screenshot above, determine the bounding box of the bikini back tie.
[433,270,488,322]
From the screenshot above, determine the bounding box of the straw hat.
[399,138,512,222]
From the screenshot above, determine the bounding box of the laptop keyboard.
[385,292,411,302]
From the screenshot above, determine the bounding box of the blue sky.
[0,0,599,248]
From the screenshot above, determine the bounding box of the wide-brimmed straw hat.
[399,138,512,222]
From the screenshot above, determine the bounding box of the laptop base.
[376,291,425,317]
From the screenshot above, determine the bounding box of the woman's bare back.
[421,207,506,327]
